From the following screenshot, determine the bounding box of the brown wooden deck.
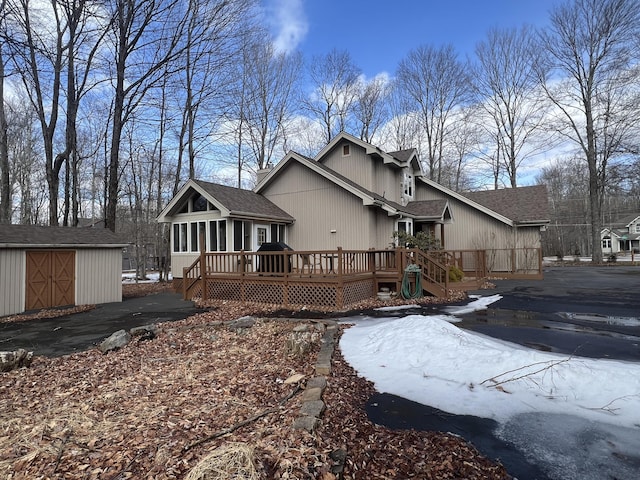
[179,247,543,310]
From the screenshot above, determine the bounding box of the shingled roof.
[463,185,550,224]
[403,200,450,219]
[194,180,294,221]
[0,224,128,248]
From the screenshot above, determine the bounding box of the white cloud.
[265,0,309,54]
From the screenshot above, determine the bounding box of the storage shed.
[0,225,128,317]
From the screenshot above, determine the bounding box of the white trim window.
[395,219,414,246]
[401,170,414,202]
[233,220,252,251]
[208,220,227,252]
[173,223,188,252]
[270,224,286,243]
[634,224,640,234]
[602,237,612,249]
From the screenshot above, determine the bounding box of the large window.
[173,223,188,252]
[233,220,252,251]
[189,221,206,252]
[270,224,285,243]
[402,171,414,200]
[602,237,612,249]
[209,220,227,252]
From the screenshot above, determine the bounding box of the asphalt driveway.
[364,265,640,480]
[456,265,640,361]
[0,292,201,357]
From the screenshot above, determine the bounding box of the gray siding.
[262,162,377,250]
[321,143,374,192]
[76,249,123,305]
[372,160,402,204]
[0,249,25,317]
[171,253,199,279]
[414,186,541,250]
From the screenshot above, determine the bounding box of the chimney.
[256,166,273,184]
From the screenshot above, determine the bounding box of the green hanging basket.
[401,264,423,299]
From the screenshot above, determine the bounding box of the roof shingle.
[0,224,127,247]
[463,185,550,223]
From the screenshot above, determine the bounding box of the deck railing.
[181,247,543,308]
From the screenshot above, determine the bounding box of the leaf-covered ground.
[1,285,509,479]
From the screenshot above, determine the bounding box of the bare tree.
[384,81,422,152]
[396,44,470,182]
[57,0,107,227]
[6,97,45,224]
[103,0,189,232]
[241,40,302,173]
[0,0,10,223]
[303,49,361,143]
[474,26,548,188]
[175,0,253,186]
[445,105,482,191]
[353,74,390,143]
[7,0,66,225]
[539,0,640,263]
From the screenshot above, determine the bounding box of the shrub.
[449,265,464,282]
[392,231,441,251]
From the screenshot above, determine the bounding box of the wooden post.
[199,231,207,302]
[440,223,445,248]
[283,249,290,307]
[511,248,516,274]
[182,267,188,300]
[336,247,344,309]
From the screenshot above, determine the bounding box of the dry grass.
[185,443,260,480]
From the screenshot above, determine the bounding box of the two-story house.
[601,214,640,255]
[157,132,550,282]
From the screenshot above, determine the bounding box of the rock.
[130,325,158,342]
[285,329,322,357]
[301,387,323,402]
[0,349,33,372]
[98,329,131,353]
[330,448,348,478]
[283,373,305,384]
[293,324,310,332]
[130,324,158,337]
[292,415,319,432]
[306,376,327,390]
[299,400,325,418]
[227,316,256,332]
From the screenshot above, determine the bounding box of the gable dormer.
[315,132,423,204]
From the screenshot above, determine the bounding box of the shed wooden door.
[26,251,75,310]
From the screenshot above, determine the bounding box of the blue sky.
[264,0,561,77]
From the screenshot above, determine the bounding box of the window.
[209,220,227,251]
[635,224,640,234]
[342,144,350,156]
[402,171,414,200]
[173,224,180,252]
[193,194,208,212]
[173,223,188,252]
[396,219,413,236]
[233,220,252,251]
[270,224,285,243]
[602,237,612,249]
[257,227,267,247]
[190,223,198,251]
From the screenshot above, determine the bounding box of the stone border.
[292,322,338,432]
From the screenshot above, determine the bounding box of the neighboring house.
[158,132,550,281]
[0,225,128,317]
[601,214,640,255]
